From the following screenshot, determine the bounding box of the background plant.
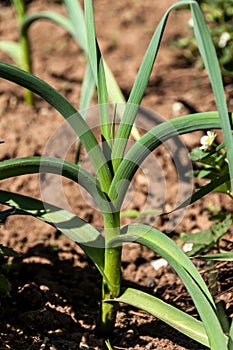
[177,130,233,340]
[179,130,233,256]
[0,244,20,297]
[0,0,128,118]
[0,1,233,349]
[1,0,140,161]
[0,0,34,104]
[174,0,233,78]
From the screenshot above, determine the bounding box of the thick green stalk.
[96,211,122,335]
[13,0,33,105]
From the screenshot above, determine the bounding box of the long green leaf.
[64,0,88,53]
[20,3,124,123]
[64,0,126,114]
[110,224,228,349]
[84,0,111,148]
[0,62,112,192]
[63,0,96,114]
[0,156,114,215]
[111,0,197,172]
[103,61,126,106]
[62,1,125,106]
[163,173,230,214]
[190,3,233,195]
[0,190,104,274]
[79,61,96,112]
[115,288,209,347]
[198,252,233,261]
[49,0,139,143]
[21,11,74,38]
[0,156,96,187]
[84,0,98,85]
[102,66,141,142]
[22,6,94,112]
[109,112,233,209]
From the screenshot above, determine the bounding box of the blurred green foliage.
[175,0,233,78]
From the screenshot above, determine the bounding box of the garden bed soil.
[0,1,233,349]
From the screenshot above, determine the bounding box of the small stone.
[151,258,168,270]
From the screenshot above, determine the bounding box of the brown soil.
[0,1,233,349]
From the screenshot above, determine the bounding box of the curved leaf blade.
[0,190,104,275]
[0,62,112,192]
[109,112,233,209]
[111,0,197,172]
[190,3,233,194]
[164,173,230,214]
[110,224,228,349]
[0,156,112,215]
[115,288,209,347]
[21,11,74,38]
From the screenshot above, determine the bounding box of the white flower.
[200,131,217,151]
[218,32,231,48]
[182,242,193,253]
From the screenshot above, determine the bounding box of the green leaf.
[0,62,112,192]
[0,274,11,297]
[110,0,232,191]
[196,169,216,179]
[22,6,94,112]
[181,214,232,256]
[105,339,114,350]
[0,244,20,257]
[190,148,227,170]
[190,147,209,161]
[64,0,96,114]
[64,0,88,53]
[212,214,232,240]
[0,41,23,67]
[42,0,139,145]
[21,11,75,38]
[0,156,113,215]
[84,0,111,147]
[111,0,197,172]
[190,3,233,194]
[103,61,126,105]
[0,190,105,275]
[0,62,80,125]
[79,61,96,112]
[84,0,98,85]
[166,173,229,214]
[182,229,212,256]
[190,145,227,163]
[198,252,233,261]
[228,319,233,350]
[110,224,228,349]
[109,111,233,209]
[115,288,209,347]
